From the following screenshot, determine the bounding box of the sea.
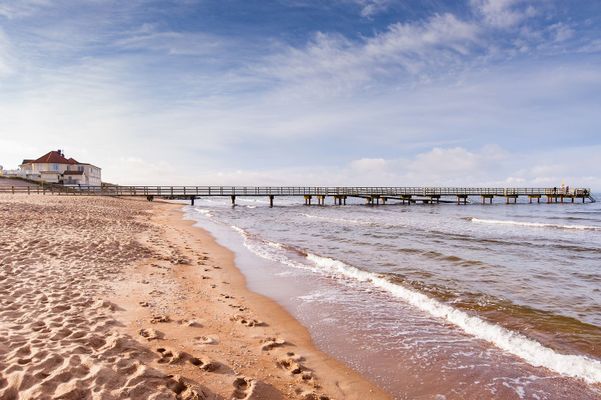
[183,194,601,399]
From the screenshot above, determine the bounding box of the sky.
[0,0,600,188]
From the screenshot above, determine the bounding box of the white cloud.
[549,23,574,42]
[174,144,601,190]
[365,13,480,58]
[354,0,390,18]
[471,0,536,29]
[259,13,481,89]
[0,0,52,19]
[0,29,14,76]
[114,28,225,57]
[344,145,601,189]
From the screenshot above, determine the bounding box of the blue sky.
[0,0,600,187]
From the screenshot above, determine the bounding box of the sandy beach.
[0,194,388,400]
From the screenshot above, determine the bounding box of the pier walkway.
[0,183,595,206]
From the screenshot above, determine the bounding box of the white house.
[19,150,102,186]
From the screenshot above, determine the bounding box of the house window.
[53,164,59,171]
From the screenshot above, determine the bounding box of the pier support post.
[304,195,312,205]
[343,196,347,205]
[190,196,195,206]
[269,195,274,208]
[231,195,236,206]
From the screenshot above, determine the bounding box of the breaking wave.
[470,218,601,231]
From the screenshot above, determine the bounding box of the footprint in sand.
[230,315,265,327]
[260,337,286,351]
[276,352,311,379]
[165,375,209,400]
[231,376,256,400]
[150,314,171,324]
[194,335,218,345]
[138,328,164,341]
[299,391,330,400]
[156,348,218,371]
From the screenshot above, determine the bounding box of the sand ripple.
[0,196,200,399]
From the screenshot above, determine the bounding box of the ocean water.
[184,195,601,399]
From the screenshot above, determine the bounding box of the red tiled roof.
[21,159,34,165]
[68,157,79,164]
[32,151,76,165]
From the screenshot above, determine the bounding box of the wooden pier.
[0,184,595,207]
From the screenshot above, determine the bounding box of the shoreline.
[118,199,391,399]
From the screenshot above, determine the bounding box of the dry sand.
[0,194,389,400]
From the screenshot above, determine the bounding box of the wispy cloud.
[470,0,536,29]
[0,0,52,19]
[257,13,481,91]
[354,0,391,18]
[0,29,13,76]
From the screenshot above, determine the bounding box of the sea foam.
[470,218,601,231]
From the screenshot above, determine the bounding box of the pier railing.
[0,185,591,197]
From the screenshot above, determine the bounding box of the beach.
[0,195,388,400]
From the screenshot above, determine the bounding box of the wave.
[193,208,214,218]
[469,218,601,231]
[229,224,601,384]
[300,213,365,225]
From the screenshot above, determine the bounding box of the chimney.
[57,149,63,156]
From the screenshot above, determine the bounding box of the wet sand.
[0,194,388,400]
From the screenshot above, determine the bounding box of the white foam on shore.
[230,224,601,384]
[470,218,601,231]
[194,208,214,218]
